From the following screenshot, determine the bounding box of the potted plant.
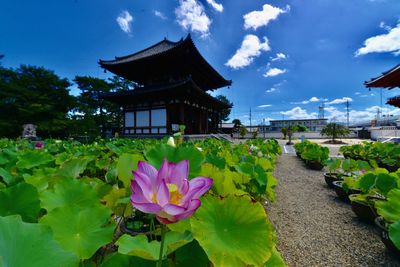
[301,143,329,170]
[375,188,400,255]
[349,170,397,224]
[324,158,342,188]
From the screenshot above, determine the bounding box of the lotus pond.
[0,138,286,267]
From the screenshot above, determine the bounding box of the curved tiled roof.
[99,34,231,90]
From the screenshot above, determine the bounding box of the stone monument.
[22,124,38,140]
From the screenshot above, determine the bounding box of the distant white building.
[260,119,328,132]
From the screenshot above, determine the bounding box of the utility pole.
[263,118,266,138]
[249,107,252,132]
[345,100,350,127]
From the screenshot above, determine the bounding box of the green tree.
[73,76,114,138]
[320,123,350,142]
[239,125,248,139]
[0,65,74,138]
[292,124,308,132]
[215,95,233,122]
[232,119,241,128]
[281,127,288,139]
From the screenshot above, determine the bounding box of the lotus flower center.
[167,183,183,205]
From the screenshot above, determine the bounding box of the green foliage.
[320,123,350,141]
[214,95,233,122]
[325,158,341,174]
[232,119,242,128]
[117,231,193,260]
[0,65,74,138]
[0,182,40,222]
[40,205,115,259]
[190,195,275,267]
[376,188,400,249]
[239,125,248,138]
[299,142,329,165]
[0,215,78,267]
[0,138,283,266]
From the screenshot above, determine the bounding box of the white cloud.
[326,97,353,105]
[258,104,272,108]
[206,0,223,12]
[225,35,270,69]
[175,0,211,38]
[154,10,167,20]
[243,4,290,30]
[270,53,287,62]
[323,105,394,123]
[116,11,133,34]
[356,23,400,56]
[379,21,392,31]
[266,88,276,93]
[280,107,317,119]
[355,92,361,95]
[291,97,322,105]
[264,68,286,77]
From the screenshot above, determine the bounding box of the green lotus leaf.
[22,167,56,192]
[0,215,78,267]
[174,240,209,267]
[100,253,162,267]
[201,164,244,197]
[116,231,193,261]
[0,182,40,222]
[40,204,115,259]
[0,167,13,185]
[235,162,254,176]
[376,188,400,223]
[40,178,100,212]
[257,158,273,171]
[16,150,54,169]
[254,164,267,186]
[358,172,376,192]
[145,144,204,178]
[389,220,400,250]
[266,172,278,203]
[264,247,286,267]
[205,154,226,170]
[376,173,399,197]
[117,153,143,187]
[190,195,274,267]
[167,218,192,233]
[58,157,92,179]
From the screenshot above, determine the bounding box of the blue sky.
[1,0,400,125]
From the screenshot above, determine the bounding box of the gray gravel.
[267,153,400,267]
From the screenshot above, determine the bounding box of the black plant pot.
[305,161,324,171]
[332,181,362,202]
[378,163,399,173]
[324,173,343,188]
[375,217,400,256]
[333,181,349,202]
[349,195,377,224]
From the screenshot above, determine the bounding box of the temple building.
[365,64,400,108]
[99,35,231,135]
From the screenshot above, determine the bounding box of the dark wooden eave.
[365,64,400,88]
[99,34,232,91]
[387,95,400,108]
[101,78,231,110]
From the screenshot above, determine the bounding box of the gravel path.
[267,152,400,267]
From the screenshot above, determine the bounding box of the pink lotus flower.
[35,142,44,149]
[130,159,213,224]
